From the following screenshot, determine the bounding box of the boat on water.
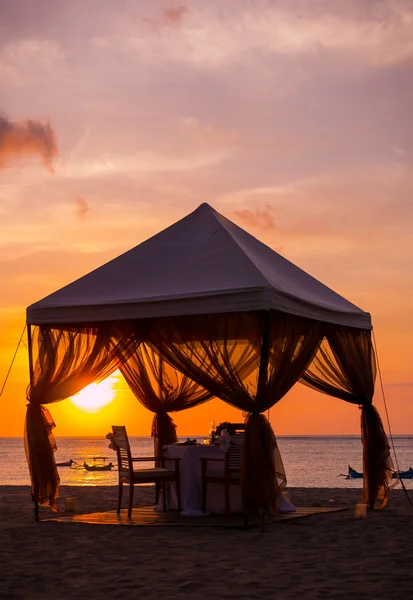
[346,465,413,480]
[56,459,76,467]
[83,456,113,471]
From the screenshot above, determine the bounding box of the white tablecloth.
[162,443,296,517]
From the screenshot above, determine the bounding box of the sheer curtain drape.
[25,325,136,507]
[300,326,392,506]
[119,342,212,456]
[26,312,389,514]
[149,311,325,515]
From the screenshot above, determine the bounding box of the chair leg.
[117,481,123,514]
[176,475,182,512]
[202,478,207,514]
[162,482,167,512]
[155,481,161,505]
[224,481,230,519]
[128,484,134,518]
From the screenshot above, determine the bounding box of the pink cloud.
[163,5,188,25]
[142,5,188,31]
[234,204,277,232]
[75,196,92,219]
[142,5,189,34]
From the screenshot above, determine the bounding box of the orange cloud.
[234,205,277,232]
[75,196,92,219]
[0,114,58,172]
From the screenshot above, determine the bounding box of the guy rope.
[0,324,26,397]
[373,330,413,510]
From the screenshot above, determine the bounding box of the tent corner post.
[27,324,39,521]
[34,493,39,522]
[27,323,35,394]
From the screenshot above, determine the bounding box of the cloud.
[393,146,406,156]
[59,148,228,179]
[0,39,66,86]
[75,196,92,219]
[141,5,188,32]
[120,1,413,69]
[163,5,188,25]
[234,204,277,232]
[181,117,240,151]
[0,114,58,171]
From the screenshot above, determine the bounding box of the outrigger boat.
[346,465,413,480]
[56,459,76,467]
[83,456,113,471]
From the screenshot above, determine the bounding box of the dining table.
[161,442,296,516]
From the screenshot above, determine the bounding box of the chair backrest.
[228,437,243,471]
[228,422,246,435]
[111,425,133,477]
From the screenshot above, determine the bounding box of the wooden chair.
[226,423,245,435]
[111,425,182,518]
[200,438,242,518]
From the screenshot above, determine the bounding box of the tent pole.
[244,311,271,531]
[158,353,163,400]
[27,324,39,522]
[257,311,271,395]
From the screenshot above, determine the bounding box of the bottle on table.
[208,419,216,443]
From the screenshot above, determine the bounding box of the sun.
[69,373,118,413]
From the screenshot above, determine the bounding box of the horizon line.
[1,433,413,438]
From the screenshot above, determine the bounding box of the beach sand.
[0,485,412,600]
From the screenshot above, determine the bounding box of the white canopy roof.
[27,203,372,329]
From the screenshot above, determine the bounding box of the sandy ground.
[0,485,412,600]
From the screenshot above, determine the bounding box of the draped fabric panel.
[118,342,213,455]
[25,325,138,507]
[300,327,392,507]
[24,404,59,510]
[149,312,262,411]
[149,310,325,515]
[151,413,177,459]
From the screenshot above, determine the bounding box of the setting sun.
[69,373,118,413]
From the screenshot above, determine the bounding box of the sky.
[0,0,412,437]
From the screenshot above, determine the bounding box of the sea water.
[0,435,412,489]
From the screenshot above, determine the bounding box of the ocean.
[1,435,412,489]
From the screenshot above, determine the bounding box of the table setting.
[159,420,296,517]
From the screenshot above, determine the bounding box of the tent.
[25,203,392,518]
[27,202,371,327]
